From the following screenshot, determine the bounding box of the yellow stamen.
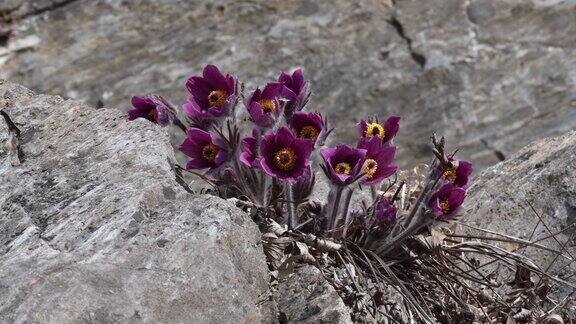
[334,162,352,175]
[439,199,450,214]
[259,99,276,113]
[207,90,228,107]
[202,143,219,162]
[443,168,457,183]
[362,159,378,179]
[365,122,385,138]
[299,126,319,141]
[273,148,297,171]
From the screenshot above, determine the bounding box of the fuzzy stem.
[340,188,354,239]
[324,186,344,234]
[377,216,433,256]
[285,183,297,229]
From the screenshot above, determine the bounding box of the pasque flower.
[357,136,398,186]
[184,64,237,121]
[278,68,310,118]
[427,183,466,220]
[438,159,473,187]
[260,127,313,182]
[290,112,324,144]
[180,128,228,171]
[239,129,260,169]
[320,145,367,186]
[359,116,400,145]
[374,195,397,225]
[246,82,285,128]
[128,95,175,126]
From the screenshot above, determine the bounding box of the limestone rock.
[1,0,574,170]
[275,265,352,324]
[464,131,576,294]
[0,80,271,323]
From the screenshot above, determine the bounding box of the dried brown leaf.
[543,314,563,324]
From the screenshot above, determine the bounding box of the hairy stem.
[324,186,344,234]
[340,188,355,239]
[285,183,297,229]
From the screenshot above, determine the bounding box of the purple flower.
[260,127,313,183]
[290,112,324,144]
[320,145,367,186]
[246,82,285,128]
[357,137,398,186]
[438,159,473,188]
[278,68,310,117]
[427,183,466,220]
[127,95,175,126]
[184,65,237,119]
[374,195,397,225]
[179,128,228,171]
[240,129,260,169]
[359,116,400,145]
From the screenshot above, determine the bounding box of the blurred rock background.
[1,0,575,170]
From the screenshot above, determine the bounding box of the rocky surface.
[0,80,272,322]
[1,0,575,170]
[275,265,352,324]
[464,131,576,293]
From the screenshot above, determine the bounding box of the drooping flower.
[184,64,237,120]
[278,68,310,118]
[246,82,285,128]
[320,145,367,186]
[239,129,261,169]
[179,128,228,171]
[128,95,175,126]
[438,159,473,188]
[259,127,313,182]
[359,116,400,145]
[357,136,398,186]
[290,112,324,144]
[427,183,466,220]
[374,195,397,225]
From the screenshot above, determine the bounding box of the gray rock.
[1,0,575,171]
[0,80,271,323]
[464,131,576,293]
[275,265,352,324]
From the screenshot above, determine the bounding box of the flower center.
[147,109,157,121]
[299,126,319,141]
[334,162,352,175]
[361,159,378,179]
[207,90,228,107]
[273,148,297,171]
[365,122,385,138]
[439,198,450,214]
[442,168,457,183]
[259,99,276,113]
[202,143,219,162]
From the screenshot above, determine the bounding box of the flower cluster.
[127,64,472,256]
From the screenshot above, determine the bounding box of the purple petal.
[202,64,229,91]
[382,116,401,143]
[186,76,211,102]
